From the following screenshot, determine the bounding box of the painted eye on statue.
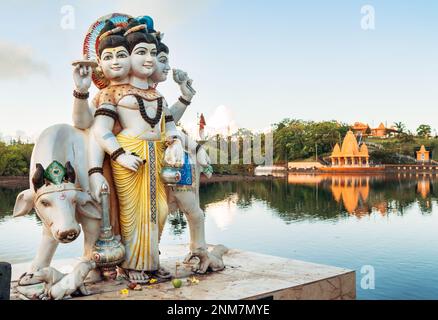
[159,57,167,63]
[102,54,112,61]
[117,53,128,59]
[40,199,51,207]
[151,50,157,57]
[135,49,146,55]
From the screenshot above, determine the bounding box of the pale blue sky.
[1,0,437,140]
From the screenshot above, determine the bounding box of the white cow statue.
[13,124,102,296]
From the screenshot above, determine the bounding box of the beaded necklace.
[134,94,163,129]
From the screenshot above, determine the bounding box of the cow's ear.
[65,161,76,184]
[32,164,45,191]
[13,189,34,217]
[76,191,101,220]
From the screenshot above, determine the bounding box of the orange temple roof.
[331,131,369,158]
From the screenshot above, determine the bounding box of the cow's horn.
[32,163,45,191]
[65,161,76,184]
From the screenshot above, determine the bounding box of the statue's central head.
[125,18,158,80]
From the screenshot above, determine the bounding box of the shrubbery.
[0,141,33,176]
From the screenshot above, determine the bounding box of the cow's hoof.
[16,282,45,300]
[18,272,41,286]
[85,268,102,283]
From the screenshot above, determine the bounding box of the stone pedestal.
[10,245,355,300]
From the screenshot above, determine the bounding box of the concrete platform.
[10,245,356,300]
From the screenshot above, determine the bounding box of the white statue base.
[9,245,356,300]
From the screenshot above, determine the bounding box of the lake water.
[1,174,438,300]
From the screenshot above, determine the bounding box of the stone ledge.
[10,245,355,300]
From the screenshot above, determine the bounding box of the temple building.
[351,122,397,138]
[416,145,430,163]
[351,122,371,136]
[330,131,369,167]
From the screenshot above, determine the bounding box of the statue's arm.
[163,100,182,140]
[72,64,94,129]
[92,104,122,155]
[88,123,105,169]
[72,95,94,130]
[87,119,108,202]
[169,70,196,123]
[92,104,143,172]
[169,100,188,124]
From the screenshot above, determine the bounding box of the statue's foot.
[154,267,172,280]
[127,270,149,284]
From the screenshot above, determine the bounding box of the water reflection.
[199,174,437,225]
[2,174,436,230]
[1,175,438,299]
[0,188,20,221]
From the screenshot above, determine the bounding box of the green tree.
[0,141,33,176]
[417,125,432,138]
[394,122,406,135]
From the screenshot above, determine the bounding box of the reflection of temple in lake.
[331,176,370,216]
[286,173,436,218]
[329,176,389,217]
[416,177,433,199]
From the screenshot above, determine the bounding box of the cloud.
[0,41,49,78]
[113,0,215,31]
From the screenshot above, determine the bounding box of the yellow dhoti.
[112,134,168,272]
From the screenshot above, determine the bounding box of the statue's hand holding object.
[89,173,108,203]
[164,138,184,168]
[173,69,196,100]
[72,58,97,93]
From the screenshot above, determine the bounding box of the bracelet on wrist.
[110,148,125,161]
[178,96,191,106]
[88,167,103,176]
[73,90,90,100]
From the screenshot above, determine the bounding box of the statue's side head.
[125,18,158,80]
[97,20,131,81]
[150,41,170,84]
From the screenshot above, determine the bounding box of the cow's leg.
[78,216,101,282]
[30,225,59,272]
[18,226,59,286]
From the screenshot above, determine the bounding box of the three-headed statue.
[14,13,226,299]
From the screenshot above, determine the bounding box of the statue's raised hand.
[173,69,196,101]
[73,61,92,93]
[117,152,144,172]
[89,173,108,203]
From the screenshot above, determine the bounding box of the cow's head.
[196,146,213,179]
[13,161,100,243]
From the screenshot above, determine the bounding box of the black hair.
[97,20,129,57]
[157,41,169,55]
[125,18,158,53]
